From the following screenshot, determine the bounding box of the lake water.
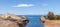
[24,15,44,27]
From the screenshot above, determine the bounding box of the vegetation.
[56,15,60,20]
[48,12,55,20]
[47,12,60,20]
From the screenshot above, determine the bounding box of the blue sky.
[0,0,60,15]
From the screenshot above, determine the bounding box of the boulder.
[40,16,46,23]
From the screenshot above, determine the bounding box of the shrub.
[48,12,55,20]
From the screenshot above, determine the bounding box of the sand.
[44,20,60,27]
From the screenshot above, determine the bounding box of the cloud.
[13,4,34,7]
[42,4,48,7]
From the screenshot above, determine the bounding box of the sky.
[0,0,60,15]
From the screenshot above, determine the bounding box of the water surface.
[25,15,44,27]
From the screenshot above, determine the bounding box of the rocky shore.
[40,12,60,27]
[0,13,29,27]
[41,16,60,27]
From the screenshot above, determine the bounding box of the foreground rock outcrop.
[0,13,29,27]
[0,19,19,27]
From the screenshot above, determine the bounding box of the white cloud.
[42,4,48,7]
[13,4,34,7]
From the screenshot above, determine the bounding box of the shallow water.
[25,15,44,27]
